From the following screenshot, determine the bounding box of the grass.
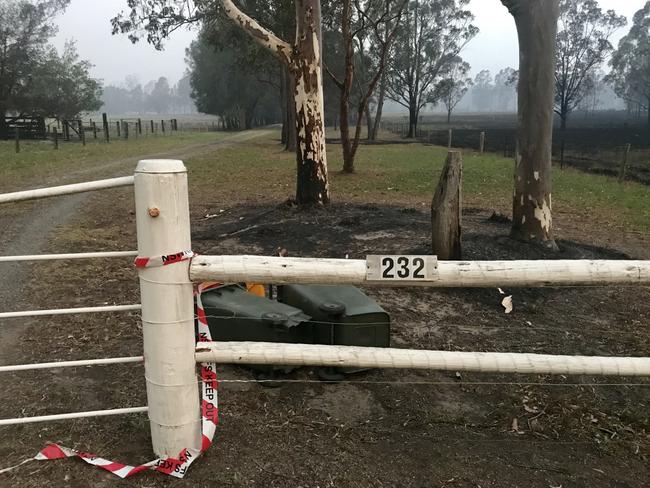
[185,130,650,234]
[0,131,227,191]
[1,127,647,234]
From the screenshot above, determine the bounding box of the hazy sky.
[53,0,648,87]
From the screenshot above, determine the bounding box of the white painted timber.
[0,407,148,426]
[0,251,138,263]
[134,159,201,457]
[0,356,143,373]
[0,176,134,204]
[195,342,650,377]
[190,255,650,287]
[0,304,141,319]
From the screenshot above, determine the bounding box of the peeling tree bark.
[502,0,560,249]
[293,0,329,204]
[221,0,329,205]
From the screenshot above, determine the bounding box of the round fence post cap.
[135,159,186,174]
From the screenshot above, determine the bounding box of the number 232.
[381,257,426,279]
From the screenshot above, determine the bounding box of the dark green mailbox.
[199,285,312,344]
[277,284,391,349]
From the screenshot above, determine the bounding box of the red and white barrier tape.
[0,255,220,479]
[134,250,195,268]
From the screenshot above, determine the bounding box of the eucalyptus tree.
[501,0,561,249]
[19,41,102,121]
[435,59,472,123]
[0,0,70,135]
[187,25,279,129]
[386,0,477,138]
[326,0,407,173]
[113,0,330,205]
[609,1,650,126]
[471,70,493,112]
[555,0,626,129]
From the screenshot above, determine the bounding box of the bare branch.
[220,0,292,65]
[324,63,345,90]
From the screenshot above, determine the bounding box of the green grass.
[0,132,227,191]
[185,131,650,234]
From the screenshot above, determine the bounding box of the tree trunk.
[0,106,7,140]
[431,151,463,260]
[281,66,288,145]
[221,0,328,205]
[504,0,560,249]
[339,0,355,174]
[370,74,386,141]
[408,105,417,138]
[294,0,330,204]
[340,92,353,172]
[285,66,297,152]
[245,109,253,130]
[365,104,373,141]
[447,109,452,124]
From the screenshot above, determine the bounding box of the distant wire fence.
[4,113,224,153]
[384,121,650,185]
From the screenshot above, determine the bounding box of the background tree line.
[101,75,197,116]
[0,0,102,136]
[182,0,649,136]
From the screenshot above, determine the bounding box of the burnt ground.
[0,193,649,488]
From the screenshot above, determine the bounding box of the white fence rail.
[0,251,137,263]
[0,407,148,426]
[0,356,143,373]
[191,255,650,288]
[0,175,146,434]
[0,176,134,204]
[0,304,141,319]
[196,342,650,377]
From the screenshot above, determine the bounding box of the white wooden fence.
[1,159,649,461]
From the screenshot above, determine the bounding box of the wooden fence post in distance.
[447,129,453,149]
[134,159,201,457]
[479,131,485,154]
[431,151,463,260]
[53,127,59,150]
[15,127,20,154]
[102,113,110,143]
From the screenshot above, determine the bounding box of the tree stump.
[431,151,462,260]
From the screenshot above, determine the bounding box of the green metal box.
[198,285,312,344]
[276,284,391,349]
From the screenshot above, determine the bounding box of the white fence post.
[134,159,200,457]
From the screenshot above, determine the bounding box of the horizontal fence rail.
[190,256,650,288]
[0,176,134,204]
[0,355,144,373]
[0,406,148,426]
[0,251,138,263]
[0,304,141,319]
[195,342,650,377]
